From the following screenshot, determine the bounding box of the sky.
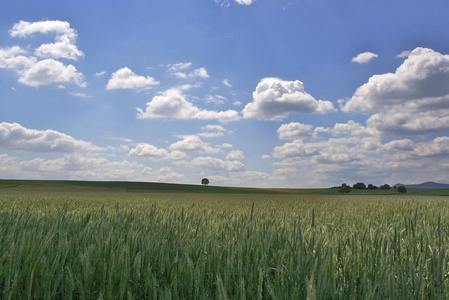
[1,0,449,188]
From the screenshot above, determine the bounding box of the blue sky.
[1,0,449,187]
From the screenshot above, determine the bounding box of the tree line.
[334,183,407,194]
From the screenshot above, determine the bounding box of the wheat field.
[1,187,449,299]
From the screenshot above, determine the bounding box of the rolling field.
[1,182,449,298]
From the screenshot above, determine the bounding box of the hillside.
[405,182,449,189]
[1,179,449,196]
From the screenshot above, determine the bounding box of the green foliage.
[1,189,449,298]
[398,185,407,193]
[380,184,391,190]
[353,182,367,189]
[338,185,352,194]
[368,184,378,190]
[201,178,209,186]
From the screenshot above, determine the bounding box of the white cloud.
[414,136,449,157]
[214,0,253,6]
[205,94,226,105]
[0,122,100,153]
[202,125,226,131]
[128,143,186,160]
[261,154,271,159]
[332,120,375,136]
[383,139,414,151]
[1,20,86,87]
[35,41,83,61]
[71,92,93,98]
[198,132,224,138]
[106,67,159,90]
[0,46,36,70]
[220,143,233,148]
[342,47,449,135]
[10,20,83,61]
[198,124,231,138]
[367,110,449,135]
[191,156,244,172]
[169,135,219,154]
[141,166,185,182]
[351,52,379,64]
[223,79,232,87]
[10,20,77,39]
[167,62,193,72]
[136,88,240,122]
[242,77,335,120]
[226,150,245,160]
[343,48,449,112]
[273,140,319,158]
[277,122,314,140]
[167,62,209,80]
[396,50,411,58]
[173,67,209,80]
[95,71,107,76]
[235,0,253,5]
[18,59,86,87]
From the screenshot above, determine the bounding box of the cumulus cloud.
[18,59,86,87]
[0,122,100,153]
[414,136,449,157]
[128,143,186,160]
[0,20,86,87]
[198,125,231,138]
[226,150,245,160]
[342,47,449,135]
[0,46,36,70]
[141,166,185,182]
[332,120,376,136]
[136,88,240,122]
[383,139,414,151]
[191,156,245,172]
[242,77,335,120]
[367,110,449,135]
[343,48,449,112]
[169,135,219,154]
[10,20,83,61]
[277,122,314,140]
[351,52,378,64]
[273,140,319,158]
[8,153,184,182]
[106,67,159,90]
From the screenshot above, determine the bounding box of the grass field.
[1,181,449,299]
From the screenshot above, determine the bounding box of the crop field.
[1,183,449,299]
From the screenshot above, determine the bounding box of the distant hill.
[405,182,449,189]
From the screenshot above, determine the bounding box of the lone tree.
[397,186,407,194]
[201,178,209,186]
[338,185,352,195]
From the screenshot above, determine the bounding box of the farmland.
[1,181,449,299]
